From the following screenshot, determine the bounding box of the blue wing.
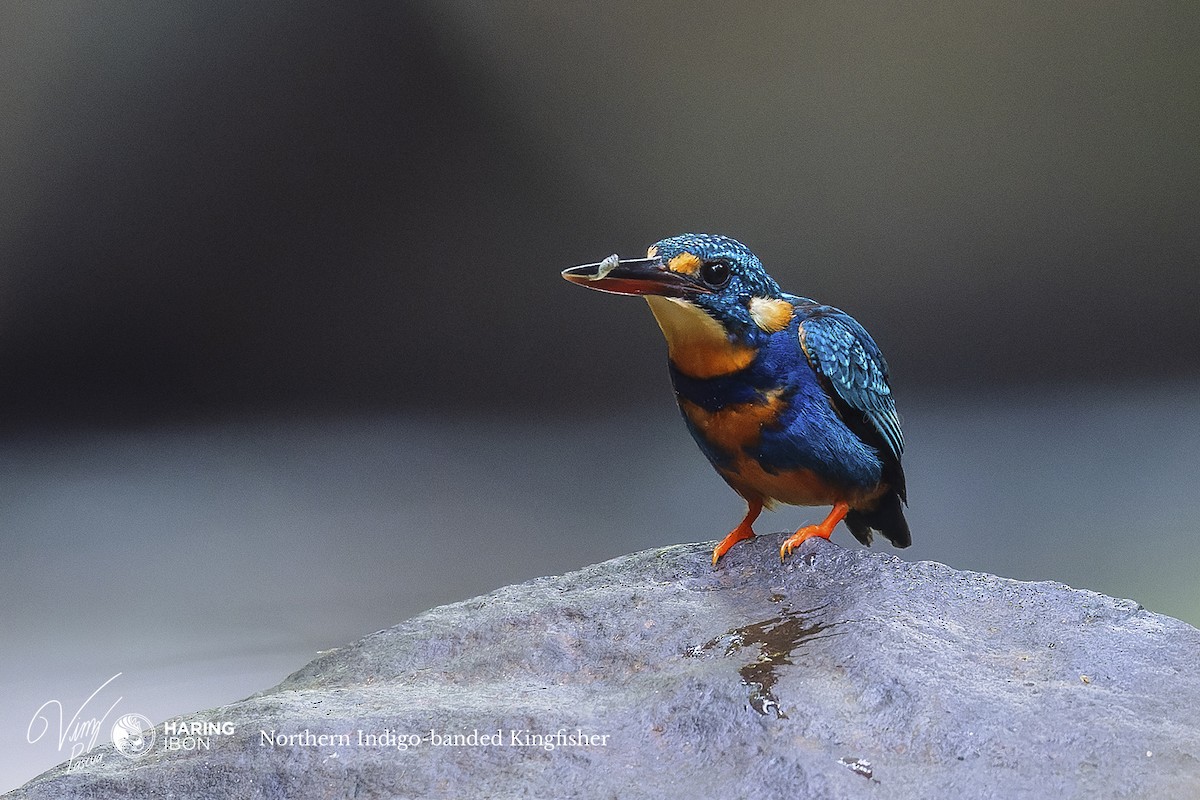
[793,300,904,461]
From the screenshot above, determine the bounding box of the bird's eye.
[700,260,731,288]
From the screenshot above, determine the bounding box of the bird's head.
[563,233,795,376]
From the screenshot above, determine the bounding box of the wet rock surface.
[10,536,1200,799]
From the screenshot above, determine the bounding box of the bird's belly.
[679,390,885,509]
[717,457,883,508]
[679,392,788,455]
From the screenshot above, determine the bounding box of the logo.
[111,713,156,759]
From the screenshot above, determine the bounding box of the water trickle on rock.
[688,600,845,718]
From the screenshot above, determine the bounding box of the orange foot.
[712,498,764,567]
[780,502,850,561]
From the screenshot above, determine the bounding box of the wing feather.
[798,307,904,460]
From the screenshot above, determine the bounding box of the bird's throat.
[644,296,756,379]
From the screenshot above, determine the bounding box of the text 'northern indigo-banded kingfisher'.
[562,233,910,566]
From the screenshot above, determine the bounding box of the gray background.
[2,2,1198,791]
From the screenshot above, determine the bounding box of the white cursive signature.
[27,673,124,763]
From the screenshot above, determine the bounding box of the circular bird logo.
[111,713,156,759]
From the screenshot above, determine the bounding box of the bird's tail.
[845,491,910,549]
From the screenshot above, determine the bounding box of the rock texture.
[11,536,1200,799]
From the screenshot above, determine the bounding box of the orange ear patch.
[666,252,702,276]
[749,297,794,333]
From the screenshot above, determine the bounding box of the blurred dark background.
[2,2,1198,791]
[3,2,1197,422]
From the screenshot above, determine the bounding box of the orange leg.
[712,498,763,567]
[780,502,850,561]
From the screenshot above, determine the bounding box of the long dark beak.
[561,256,711,298]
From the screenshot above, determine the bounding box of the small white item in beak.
[592,254,620,281]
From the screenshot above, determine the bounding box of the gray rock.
[10,536,1200,799]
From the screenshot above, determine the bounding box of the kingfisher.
[562,233,909,565]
